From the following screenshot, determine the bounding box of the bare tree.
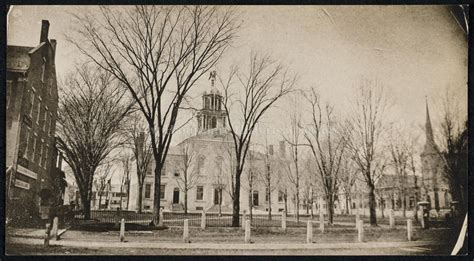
[57,66,131,219]
[119,156,131,210]
[70,5,239,225]
[219,53,295,226]
[438,93,468,216]
[343,79,390,226]
[125,114,154,213]
[338,156,358,215]
[387,126,410,217]
[94,162,114,210]
[259,143,281,221]
[281,92,305,222]
[176,143,200,214]
[303,88,347,225]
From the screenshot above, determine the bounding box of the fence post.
[358,220,364,242]
[281,211,287,231]
[201,210,206,230]
[389,209,395,229]
[51,217,59,240]
[120,218,125,242]
[306,220,313,243]
[44,223,51,247]
[242,211,247,230]
[158,208,164,227]
[319,210,325,233]
[407,219,413,241]
[420,205,425,228]
[183,219,190,243]
[355,209,360,229]
[244,219,251,243]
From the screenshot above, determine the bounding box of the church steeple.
[423,97,438,155]
[425,97,435,145]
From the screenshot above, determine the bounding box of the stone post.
[51,217,59,241]
[319,210,325,233]
[389,209,395,229]
[183,219,190,243]
[244,220,251,243]
[306,220,313,243]
[44,223,50,247]
[201,210,206,230]
[407,219,413,241]
[358,220,364,242]
[420,205,425,229]
[119,218,125,242]
[281,211,287,231]
[355,209,360,229]
[158,208,164,227]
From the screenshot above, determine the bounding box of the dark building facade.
[6,20,60,224]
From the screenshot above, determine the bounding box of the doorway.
[173,188,180,204]
[253,191,259,206]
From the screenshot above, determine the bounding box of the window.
[30,135,37,162]
[278,191,284,202]
[44,146,49,169]
[198,155,205,174]
[28,90,35,118]
[36,99,42,124]
[41,58,46,83]
[48,113,53,135]
[196,186,204,201]
[160,185,166,199]
[145,184,152,199]
[144,205,150,210]
[38,142,43,166]
[20,127,30,159]
[174,171,180,177]
[196,206,203,211]
[253,191,259,206]
[43,106,48,131]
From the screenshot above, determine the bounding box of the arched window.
[211,117,217,129]
[198,155,205,174]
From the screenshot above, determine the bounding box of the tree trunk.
[151,163,163,226]
[368,183,377,226]
[284,191,288,217]
[326,194,334,225]
[296,187,300,222]
[184,189,188,214]
[345,195,350,215]
[98,194,102,210]
[402,193,406,218]
[137,183,143,213]
[231,167,242,227]
[268,190,272,221]
[80,191,91,220]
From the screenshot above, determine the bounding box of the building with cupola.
[128,72,293,214]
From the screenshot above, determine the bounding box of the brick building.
[6,20,60,223]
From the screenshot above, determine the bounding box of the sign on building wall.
[17,165,38,180]
[14,179,30,190]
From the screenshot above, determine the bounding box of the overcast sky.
[7,5,467,184]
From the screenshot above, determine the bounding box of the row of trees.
[57,5,466,227]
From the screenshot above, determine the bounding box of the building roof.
[7,45,34,72]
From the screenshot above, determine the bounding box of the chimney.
[40,20,50,43]
[279,140,286,158]
[50,39,57,60]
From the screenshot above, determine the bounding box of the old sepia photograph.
[5,5,468,255]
